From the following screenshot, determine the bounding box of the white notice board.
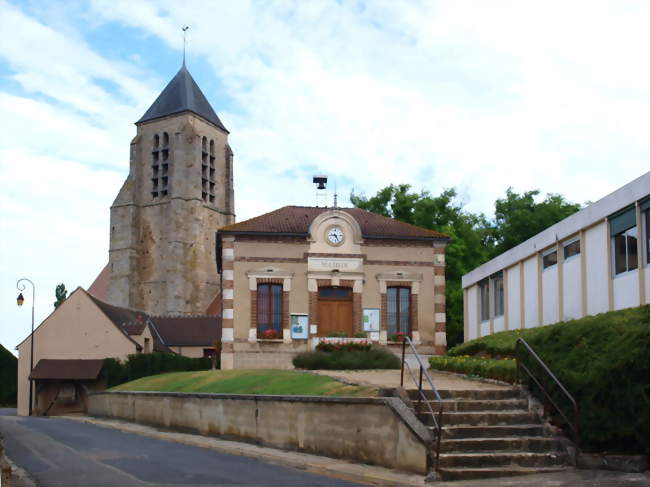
[291,314,309,339]
[363,308,380,332]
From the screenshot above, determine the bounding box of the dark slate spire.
[137,64,228,132]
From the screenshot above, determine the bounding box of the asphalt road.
[0,409,368,487]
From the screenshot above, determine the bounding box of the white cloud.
[0,0,648,351]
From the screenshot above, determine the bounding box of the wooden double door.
[317,287,353,336]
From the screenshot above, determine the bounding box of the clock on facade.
[326,225,344,245]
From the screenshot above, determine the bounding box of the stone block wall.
[88,391,432,474]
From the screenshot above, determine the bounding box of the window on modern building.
[479,279,489,322]
[387,286,410,335]
[613,226,638,274]
[257,283,283,337]
[563,239,580,260]
[492,272,504,317]
[610,206,638,275]
[543,250,558,269]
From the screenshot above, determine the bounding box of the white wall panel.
[467,286,478,341]
[480,320,490,337]
[585,223,609,315]
[542,265,559,325]
[493,316,505,333]
[523,257,538,328]
[563,257,582,320]
[613,271,639,310]
[506,266,521,329]
[645,267,650,304]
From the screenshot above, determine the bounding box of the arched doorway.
[317,286,353,336]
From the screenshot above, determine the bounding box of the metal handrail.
[400,337,443,473]
[516,337,580,463]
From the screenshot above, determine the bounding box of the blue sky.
[0,0,648,353]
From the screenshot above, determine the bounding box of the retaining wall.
[88,391,432,474]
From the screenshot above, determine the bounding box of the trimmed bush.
[315,341,372,352]
[293,347,400,370]
[447,305,650,454]
[429,355,516,383]
[104,353,211,388]
[0,344,17,406]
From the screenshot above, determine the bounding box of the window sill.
[256,338,285,343]
[613,268,638,279]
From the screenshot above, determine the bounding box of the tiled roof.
[30,359,104,380]
[218,206,449,240]
[137,63,228,132]
[87,264,109,301]
[151,316,221,347]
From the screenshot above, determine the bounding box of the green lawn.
[110,369,377,397]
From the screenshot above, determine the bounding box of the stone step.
[438,451,567,469]
[418,410,536,426]
[407,388,521,401]
[440,436,562,453]
[440,424,546,439]
[438,466,566,481]
[412,398,528,412]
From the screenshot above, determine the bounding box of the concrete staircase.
[407,388,568,481]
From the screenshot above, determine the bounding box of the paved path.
[0,409,369,487]
[313,369,509,391]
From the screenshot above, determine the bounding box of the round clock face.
[327,226,344,245]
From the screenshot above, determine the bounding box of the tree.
[351,185,493,347]
[351,185,580,348]
[490,188,581,257]
[54,283,67,308]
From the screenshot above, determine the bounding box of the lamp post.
[16,278,35,416]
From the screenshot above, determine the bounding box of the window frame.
[644,207,650,266]
[492,272,504,318]
[479,279,490,322]
[256,283,283,337]
[612,225,638,276]
[563,237,581,261]
[387,286,411,336]
[542,248,558,270]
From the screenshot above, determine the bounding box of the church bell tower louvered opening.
[107,64,235,315]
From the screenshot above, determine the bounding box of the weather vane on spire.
[182,26,190,65]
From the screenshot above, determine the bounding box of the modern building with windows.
[462,172,650,341]
[216,206,450,369]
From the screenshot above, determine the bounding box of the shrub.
[429,355,516,383]
[293,347,400,370]
[261,329,282,339]
[103,353,211,388]
[0,344,17,406]
[315,340,372,352]
[326,331,349,338]
[388,332,407,342]
[447,305,650,454]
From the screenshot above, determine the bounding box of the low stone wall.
[88,391,432,474]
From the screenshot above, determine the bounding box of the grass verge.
[429,355,516,383]
[110,369,377,397]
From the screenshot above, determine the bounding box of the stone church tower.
[107,63,235,315]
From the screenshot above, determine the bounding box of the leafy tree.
[490,188,581,256]
[54,283,67,308]
[351,185,580,348]
[351,185,492,347]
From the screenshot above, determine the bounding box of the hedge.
[447,305,650,454]
[293,347,400,370]
[0,344,17,406]
[104,353,211,388]
[429,355,516,383]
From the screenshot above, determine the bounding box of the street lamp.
[16,278,35,416]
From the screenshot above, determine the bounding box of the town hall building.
[16,62,449,415]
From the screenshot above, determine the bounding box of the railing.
[400,337,443,473]
[516,337,580,463]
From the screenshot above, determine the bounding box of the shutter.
[609,206,636,236]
